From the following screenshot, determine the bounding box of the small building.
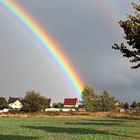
[61,108,76,112]
[8,97,23,110]
[119,108,126,113]
[129,107,140,113]
[78,107,86,112]
[63,98,78,108]
[0,108,9,113]
[45,108,61,112]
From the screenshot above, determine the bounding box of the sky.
[0,0,139,103]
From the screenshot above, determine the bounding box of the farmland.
[0,117,140,140]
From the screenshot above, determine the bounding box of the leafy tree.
[52,102,64,108]
[131,101,137,109]
[101,90,116,112]
[137,102,140,109]
[21,91,51,112]
[123,102,129,110]
[81,85,102,112]
[0,97,7,109]
[112,3,140,69]
[0,97,7,105]
[81,86,117,112]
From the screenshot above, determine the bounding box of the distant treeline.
[0,86,140,113]
[81,85,140,112]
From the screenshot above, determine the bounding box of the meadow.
[0,117,140,140]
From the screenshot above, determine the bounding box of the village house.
[63,98,78,108]
[129,107,140,113]
[46,98,78,112]
[8,97,23,110]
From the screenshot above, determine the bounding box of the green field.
[0,117,140,140]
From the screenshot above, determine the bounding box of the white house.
[9,100,23,110]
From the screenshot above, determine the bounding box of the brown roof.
[8,97,21,104]
[64,98,77,105]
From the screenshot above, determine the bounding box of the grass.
[0,117,140,140]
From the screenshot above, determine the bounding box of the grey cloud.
[0,0,139,103]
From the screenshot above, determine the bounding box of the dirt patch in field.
[0,112,140,119]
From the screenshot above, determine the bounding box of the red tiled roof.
[64,98,77,105]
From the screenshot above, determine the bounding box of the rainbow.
[0,0,84,99]
[93,0,122,20]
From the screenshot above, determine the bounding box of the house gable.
[9,100,23,110]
